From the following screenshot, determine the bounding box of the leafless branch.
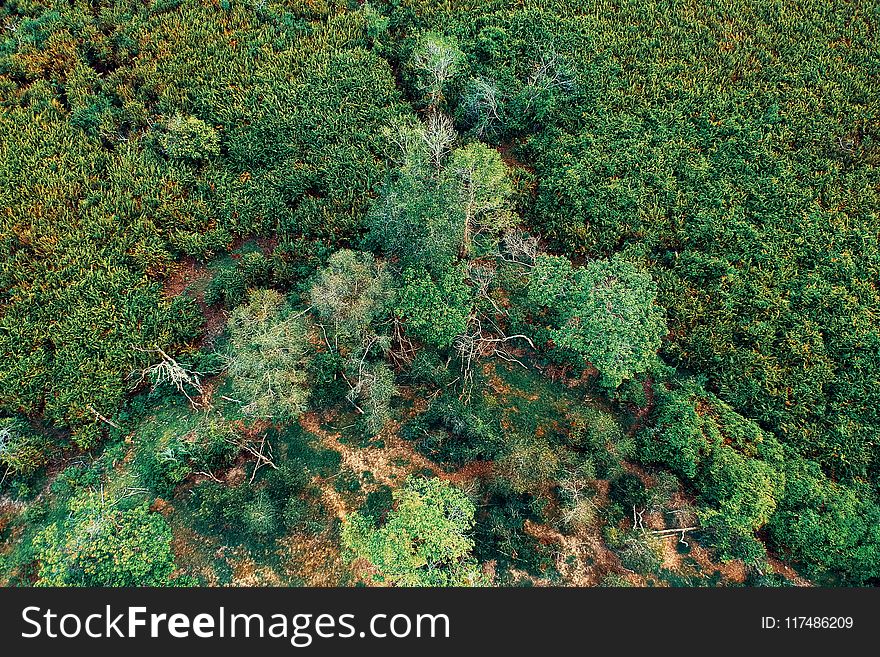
[131,346,206,408]
[86,404,121,430]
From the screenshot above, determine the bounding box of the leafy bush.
[614,530,665,575]
[0,419,51,481]
[609,472,648,511]
[342,476,490,586]
[527,254,667,389]
[242,492,279,538]
[474,488,555,581]
[394,265,471,349]
[33,497,176,586]
[157,115,220,162]
[361,485,394,528]
[567,407,629,478]
[402,392,504,467]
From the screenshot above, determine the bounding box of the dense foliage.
[342,476,489,586]
[1,0,878,587]
[34,496,175,587]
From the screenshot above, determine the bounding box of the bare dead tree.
[411,35,464,107]
[560,476,600,529]
[131,346,207,408]
[195,469,223,483]
[650,526,699,548]
[111,487,150,506]
[382,122,424,167]
[223,432,277,484]
[500,229,539,268]
[0,426,11,485]
[453,315,535,402]
[86,405,121,430]
[526,50,577,94]
[633,505,645,530]
[389,317,418,368]
[341,334,381,415]
[467,262,508,319]
[422,111,456,173]
[461,77,502,138]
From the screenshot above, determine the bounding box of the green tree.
[157,114,220,162]
[368,153,464,274]
[225,289,311,421]
[394,266,471,350]
[445,143,515,257]
[310,249,392,349]
[342,476,490,586]
[34,496,176,587]
[528,254,667,389]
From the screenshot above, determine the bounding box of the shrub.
[158,115,220,162]
[609,472,648,511]
[0,419,51,480]
[614,530,665,575]
[342,476,489,586]
[33,497,176,586]
[242,492,279,538]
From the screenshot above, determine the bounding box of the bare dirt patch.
[161,257,227,347]
[0,498,25,536]
[299,412,440,492]
[228,548,283,587]
[171,524,220,586]
[277,532,345,587]
[767,555,811,587]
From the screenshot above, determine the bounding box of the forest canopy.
[0,0,878,588]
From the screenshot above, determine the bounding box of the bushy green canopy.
[34,497,176,587]
[342,476,490,587]
[528,254,667,388]
[394,266,471,350]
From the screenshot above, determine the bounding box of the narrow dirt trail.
[300,412,442,493]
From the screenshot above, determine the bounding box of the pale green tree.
[309,249,393,350]
[445,142,515,257]
[225,288,311,421]
[409,33,466,107]
[342,476,490,586]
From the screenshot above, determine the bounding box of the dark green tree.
[528,254,667,388]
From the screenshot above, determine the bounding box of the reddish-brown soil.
[161,257,227,347]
